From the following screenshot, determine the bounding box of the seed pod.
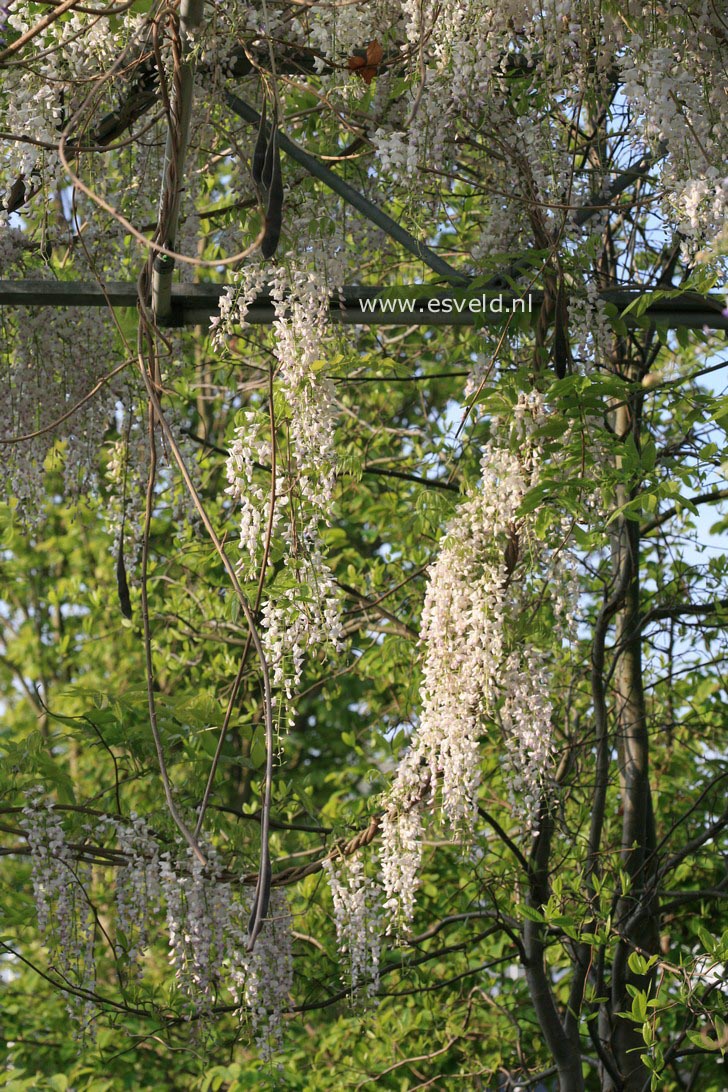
[116,537,132,619]
[553,276,571,379]
[261,107,277,194]
[260,129,283,259]
[251,98,267,191]
[504,526,520,577]
[246,847,272,950]
[5,176,26,214]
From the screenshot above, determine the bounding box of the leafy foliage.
[1,2,727,1090]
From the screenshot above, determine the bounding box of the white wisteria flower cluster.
[1,8,145,179]
[380,393,577,932]
[230,889,294,1060]
[225,408,280,575]
[323,854,382,998]
[220,264,345,710]
[261,549,345,709]
[20,793,97,1032]
[266,266,339,535]
[158,846,232,1008]
[112,812,160,968]
[20,797,293,1056]
[0,294,122,527]
[158,850,292,1053]
[359,0,727,259]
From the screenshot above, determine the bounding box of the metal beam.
[1,280,726,331]
[224,93,468,286]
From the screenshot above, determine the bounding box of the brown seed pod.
[251,98,267,192]
[116,537,132,619]
[553,276,571,379]
[261,106,277,193]
[504,525,520,576]
[260,129,283,259]
[4,175,26,214]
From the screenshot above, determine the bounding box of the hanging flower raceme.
[218,264,345,712]
[158,846,232,1010]
[324,853,382,998]
[260,548,345,713]
[113,812,161,968]
[18,794,296,1056]
[20,792,97,1031]
[235,888,294,1059]
[0,295,123,526]
[380,392,577,932]
[226,408,281,578]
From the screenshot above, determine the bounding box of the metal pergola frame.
[2,8,725,338]
[0,280,725,332]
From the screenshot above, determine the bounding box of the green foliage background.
[1,3,727,1089]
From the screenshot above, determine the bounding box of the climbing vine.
[0,2,727,1090]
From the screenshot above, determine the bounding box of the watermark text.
[357,293,533,316]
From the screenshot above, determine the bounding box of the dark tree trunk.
[606,377,660,1091]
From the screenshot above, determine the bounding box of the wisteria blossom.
[235,889,294,1059]
[20,793,97,1031]
[20,798,294,1055]
[113,812,160,968]
[380,394,577,930]
[324,854,382,997]
[221,264,345,710]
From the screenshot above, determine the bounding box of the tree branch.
[642,488,728,535]
[640,596,728,629]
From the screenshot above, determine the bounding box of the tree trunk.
[607,382,660,1091]
[524,809,586,1092]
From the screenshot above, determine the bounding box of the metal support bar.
[224,92,468,286]
[1,280,726,331]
